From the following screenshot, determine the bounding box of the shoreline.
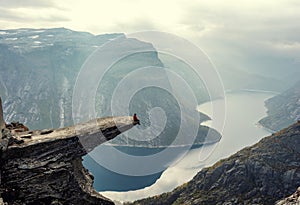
[104,139,219,149]
[225,88,279,95]
[255,121,276,133]
[97,91,276,203]
[103,89,276,150]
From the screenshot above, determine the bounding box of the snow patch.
[5,38,18,41]
[31,45,43,48]
[17,29,29,33]
[29,35,39,39]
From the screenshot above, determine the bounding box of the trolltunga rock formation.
[0,96,137,205]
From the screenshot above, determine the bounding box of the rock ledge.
[0,115,137,205]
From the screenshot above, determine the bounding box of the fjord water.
[84,91,274,202]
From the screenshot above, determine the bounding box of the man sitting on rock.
[133,113,140,125]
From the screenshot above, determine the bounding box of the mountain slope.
[128,122,300,205]
[0,28,221,148]
[0,28,123,129]
[259,80,300,131]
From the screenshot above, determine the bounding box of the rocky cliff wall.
[0,115,137,205]
[129,122,300,205]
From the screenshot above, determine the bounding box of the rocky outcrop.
[259,80,300,131]
[128,122,300,205]
[276,187,300,205]
[0,101,137,205]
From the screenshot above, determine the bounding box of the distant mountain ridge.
[0,27,221,148]
[128,121,300,205]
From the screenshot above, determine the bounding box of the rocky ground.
[128,121,300,205]
[276,187,300,205]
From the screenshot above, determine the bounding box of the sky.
[1,0,300,84]
[1,0,300,38]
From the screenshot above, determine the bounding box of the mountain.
[128,121,300,205]
[219,67,287,92]
[259,80,300,131]
[0,28,122,129]
[0,28,221,148]
[214,50,300,93]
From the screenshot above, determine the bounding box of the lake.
[84,91,274,203]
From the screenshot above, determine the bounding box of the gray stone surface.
[0,116,136,205]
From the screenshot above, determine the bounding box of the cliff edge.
[0,97,137,204]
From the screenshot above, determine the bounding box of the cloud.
[0,8,69,23]
[164,0,300,85]
[111,19,157,33]
[179,0,300,41]
[0,0,70,29]
[0,0,58,8]
[0,0,299,84]
[0,8,23,21]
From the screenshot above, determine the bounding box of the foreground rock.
[128,122,300,205]
[276,187,300,205]
[0,115,137,204]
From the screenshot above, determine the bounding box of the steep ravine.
[0,105,138,205]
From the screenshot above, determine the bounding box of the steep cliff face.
[0,114,137,205]
[259,80,300,131]
[0,28,123,130]
[129,122,300,205]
